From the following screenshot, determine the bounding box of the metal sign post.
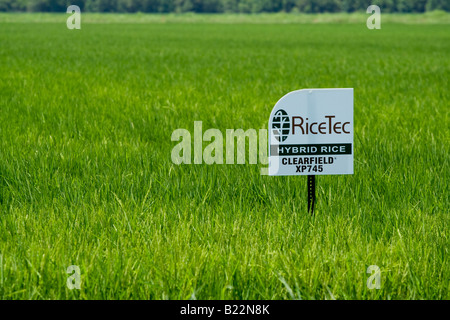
[307,175,316,214]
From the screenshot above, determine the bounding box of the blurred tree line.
[0,0,449,13]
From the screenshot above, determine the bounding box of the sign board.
[269,88,353,176]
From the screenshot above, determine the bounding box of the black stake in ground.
[307,175,316,214]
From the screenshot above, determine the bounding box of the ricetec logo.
[272,108,351,140]
[272,109,290,142]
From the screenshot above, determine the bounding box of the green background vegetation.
[1,0,449,13]
[0,13,449,299]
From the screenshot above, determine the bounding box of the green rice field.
[0,13,448,299]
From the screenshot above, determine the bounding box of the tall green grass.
[0,15,448,299]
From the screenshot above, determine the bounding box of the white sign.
[268,88,353,176]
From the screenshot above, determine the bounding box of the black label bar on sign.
[270,143,352,156]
